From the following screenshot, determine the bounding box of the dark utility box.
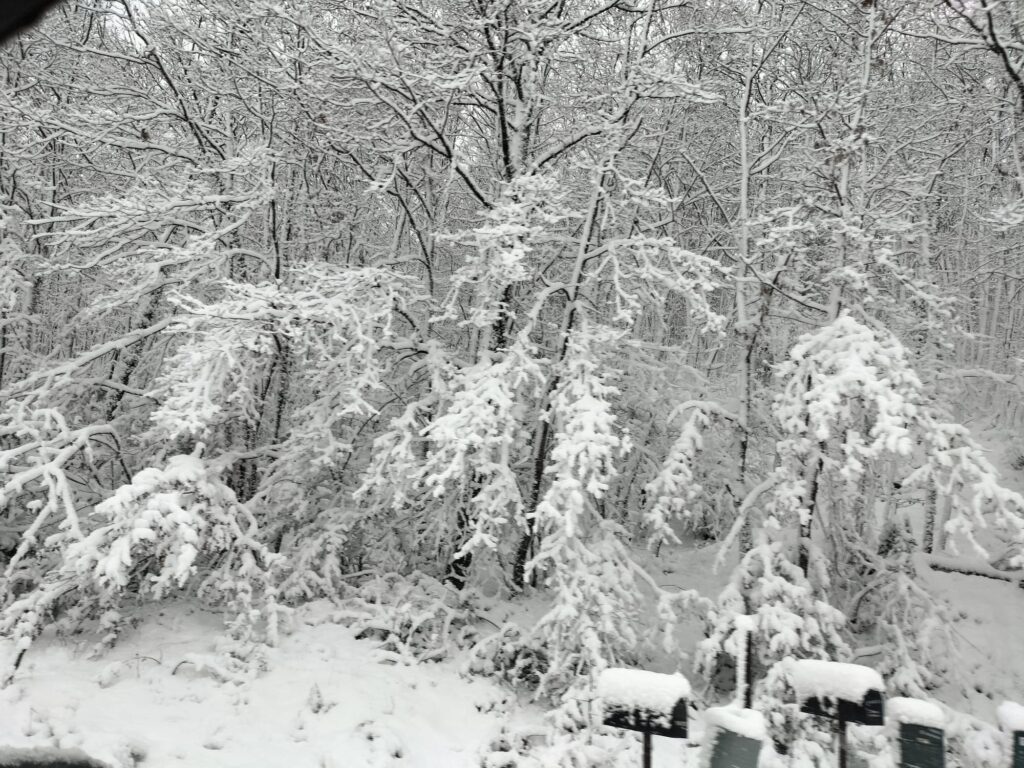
[800,688,885,726]
[603,699,689,738]
[899,723,945,768]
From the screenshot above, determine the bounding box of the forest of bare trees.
[2,0,1024,761]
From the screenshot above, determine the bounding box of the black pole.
[642,731,652,768]
[743,628,754,709]
[837,718,847,768]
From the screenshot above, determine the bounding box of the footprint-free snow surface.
[0,602,534,768]
[0,538,1020,768]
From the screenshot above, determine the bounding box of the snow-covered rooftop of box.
[597,668,691,715]
[704,706,766,741]
[997,700,1024,732]
[887,697,945,728]
[788,659,884,703]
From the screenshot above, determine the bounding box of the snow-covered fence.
[597,668,689,768]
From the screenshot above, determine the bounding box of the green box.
[709,728,761,768]
[899,723,944,768]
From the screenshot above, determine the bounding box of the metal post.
[643,731,652,768]
[743,628,754,709]
[837,718,847,768]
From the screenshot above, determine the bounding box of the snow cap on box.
[788,658,884,702]
[704,706,766,741]
[597,668,690,715]
[997,701,1024,733]
[887,697,945,728]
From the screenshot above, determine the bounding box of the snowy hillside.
[0,601,535,768]
[0,536,1020,768]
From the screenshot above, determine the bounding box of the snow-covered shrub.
[643,401,745,544]
[275,510,361,602]
[760,314,1024,704]
[0,450,283,681]
[499,326,707,725]
[480,726,635,768]
[525,327,639,697]
[467,623,551,693]
[850,525,957,697]
[147,315,273,443]
[697,540,849,706]
[774,313,1024,572]
[0,406,115,588]
[644,405,709,545]
[415,338,542,579]
[356,333,543,585]
[334,571,477,664]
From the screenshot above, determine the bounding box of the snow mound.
[704,706,766,741]
[788,659,884,702]
[997,700,1024,732]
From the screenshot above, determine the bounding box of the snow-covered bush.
[467,623,551,693]
[438,173,569,333]
[480,726,635,768]
[643,401,745,544]
[0,450,283,682]
[334,571,477,664]
[276,510,362,602]
[525,327,639,697]
[644,406,710,545]
[760,314,1024,700]
[850,524,957,697]
[697,540,849,709]
[774,313,1024,572]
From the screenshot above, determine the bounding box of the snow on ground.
[0,509,1019,767]
[0,544,737,768]
[920,564,1024,720]
[0,600,706,768]
[0,602,536,768]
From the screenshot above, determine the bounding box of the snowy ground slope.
[922,557,1024,719]
[0,498,1020,767]
[922,425,1024,718]
[0,548,736,768]
[0,602,541,768]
